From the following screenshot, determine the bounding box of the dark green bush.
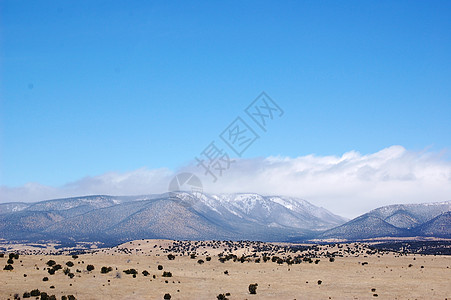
[249,283,258,294]
[46,260,56,267]
[30,289,40,296]
[142,270,150,276]
[167,254,175,260]
[158,265,163,270]
[23,292,31,298]
[163,293,171,299]
[101,266,112,274]
[86,265,95,271]
[40,292,49,300]
[66,261,74,267]
[162,271,172,277]
[3,264,13,270]
[123,269,138,275]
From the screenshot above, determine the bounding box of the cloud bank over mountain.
[2,145,450,218]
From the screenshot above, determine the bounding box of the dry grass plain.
[1,239,450,300]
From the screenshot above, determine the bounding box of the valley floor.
[1,239,450,299]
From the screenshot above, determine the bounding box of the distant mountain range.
[0,193,346,244]
[0,193,449,244]
[318,201,450,240]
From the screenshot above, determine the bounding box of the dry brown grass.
[1,239,450,299]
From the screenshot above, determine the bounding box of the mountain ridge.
[1,194,449,244]
[0,192,346,243]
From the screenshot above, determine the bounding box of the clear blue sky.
[1,0,450,187]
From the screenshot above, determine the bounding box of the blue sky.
[1,1,450,196]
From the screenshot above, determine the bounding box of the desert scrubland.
[1,239,450,300]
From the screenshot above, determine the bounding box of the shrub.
[317,280,322,285]
[71,255,78,259]
[23,292,31,298]
[217,294,228,300]
[197,259,204,264]
[63,268,71,275]
[3,264,13,270]
[162,271,172,277]
[163,293,171,299]
[7,258,14,264]
[206,257,211,261]
[46,260,56,267]
[67,295,76,300]
[329,257,335,262]
[167,254,175,260]
[158,265,163,270]
[40,292,49,300]
[86,264,95,271]
[249,283,258,294]
[66,261,74,267]
[48,268,55,275]
[30,289,41,296]
[0,253,3,258]
[101,266,112,274]
[190,254,196,259]
[142,270,150,276]
[53,264,62,271]
[123,269,138,275]
[43,276,49,281]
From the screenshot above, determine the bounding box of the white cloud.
[1,146,450,218]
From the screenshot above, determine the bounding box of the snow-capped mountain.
[0,192,346,244]
[2,193,447,244]
[318,201,451,240]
